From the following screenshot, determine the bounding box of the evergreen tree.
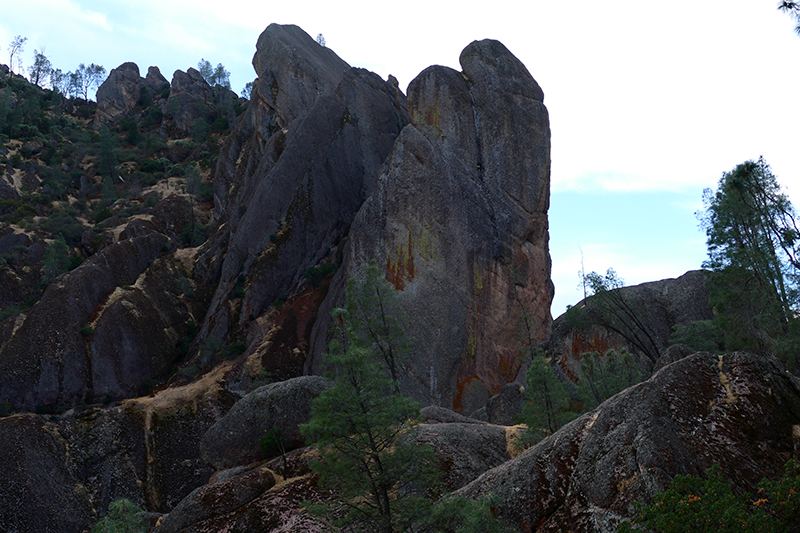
[301,301,435,532]
[700,157,800,366]
[518,352,576,448]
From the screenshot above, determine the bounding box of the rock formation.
[192,24,409,368]
[307,39,552,414]
[94,62,168,127]
[547,269,713,370]
[458,351,800,532]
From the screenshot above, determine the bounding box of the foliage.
[301,268,438,533]
[700,158,800,367]
[28,49,53,88]
[259,428,288,478]
[518,352,576,448]
[8,35,27,74]
[40,234,71,285]
[241,81,254,99]
[92,498,147,533]
[618,460,800,533]
[417,494,516,533]
[303,261,338,287]
[779,1,800,35]
[669,319,725,353]
[197,59,231,89]
[345,262,409,387]
[577,349,641,410]
[69,63,107,100]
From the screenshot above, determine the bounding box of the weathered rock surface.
[458,351,800,532]
[94,62,167,127]
[194,23,408,360]
[200,375,332,469]
[308,39,552,414]
[0,366,236,526]
[548,269,712,369]
[0,230,175,410]
[0,414,95,533]
[412,420,517,491]
[155,466,275,533]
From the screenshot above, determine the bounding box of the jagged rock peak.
[251,23,350,125]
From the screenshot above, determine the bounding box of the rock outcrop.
[547,269,713,370]
[307,39,552,414]
[94,62,168,127]
[458,351,800,532]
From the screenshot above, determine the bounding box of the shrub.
[92,498,146,533]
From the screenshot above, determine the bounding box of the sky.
[2,1,799,316]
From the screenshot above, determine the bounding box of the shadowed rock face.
[194,23,409,352]
[457,351,800,532]
[308,39,552,413]
[200,375,332,470]
[94,62,168,127]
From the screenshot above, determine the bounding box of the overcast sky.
[2,1,799,316]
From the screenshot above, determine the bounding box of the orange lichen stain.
[385,233,415,291]
[453,376,480,413]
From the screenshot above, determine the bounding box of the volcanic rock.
[308,39,552,413]
[200,375,332,469]
[457,351,800,532]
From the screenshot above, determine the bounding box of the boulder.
[457,351,800,532]
[200,375,332,469]
[155,466,275,533]
[0,414,95,533]
[484,382,525,426]
[308,39,552,414]
[412,421,515,491]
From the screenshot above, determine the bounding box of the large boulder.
[457,351,800,532]
[412,420,517,491]
[155,466,275,533]
[307,39,552,414]
[200,375,332,469]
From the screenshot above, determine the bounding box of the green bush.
[92,498,146,533]
[619,460,800,533]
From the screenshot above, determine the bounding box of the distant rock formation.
[458,350,800,532]
[307,39,553,413]
[94,62,168,127]
[547,269,713,372]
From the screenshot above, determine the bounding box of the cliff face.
[307,39,552,413]
[193,23,410,358]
